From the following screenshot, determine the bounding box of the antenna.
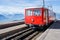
[43,0,45,7]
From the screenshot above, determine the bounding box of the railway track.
[1,22,52,40]
[1,27,45,40]
[1,27,31,40]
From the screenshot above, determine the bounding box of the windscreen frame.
[33,9,41,16]
[25,9,33,16]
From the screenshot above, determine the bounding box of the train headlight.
[31,19,34,22]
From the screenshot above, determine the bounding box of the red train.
[25,7,56,29]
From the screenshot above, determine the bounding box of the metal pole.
[51,6,53,11]
[54,13,56,22]
[43,0,45,7]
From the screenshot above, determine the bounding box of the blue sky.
[0,0,60,17]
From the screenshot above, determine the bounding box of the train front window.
[34,9,41,16]
[26,10,32,16]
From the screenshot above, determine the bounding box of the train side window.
[49,10,54,17]
[26,10,32,16]
[34,9,41,16]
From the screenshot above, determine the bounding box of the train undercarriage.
[26,21,54,31]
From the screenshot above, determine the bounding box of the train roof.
[25,7,48,10]
[25,7,55,13]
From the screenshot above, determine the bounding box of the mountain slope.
[0,14,7,20]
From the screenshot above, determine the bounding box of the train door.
[33,9,42,25]
[44,9,49,25]
[25,9,33,24]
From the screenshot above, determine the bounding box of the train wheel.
[32,26,40,31]
[36,27,43,31]
[29,25,37,31]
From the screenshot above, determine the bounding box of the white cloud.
[53,6,60,14]
[0,6,24,14]
[0,0,60,14]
